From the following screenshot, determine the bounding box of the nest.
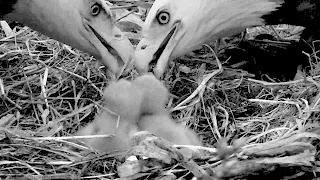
[0,1,320,180]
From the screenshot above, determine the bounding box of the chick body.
[76,111,138,153]
[134,74,201,146]
[103,79,144,119]
[76,78,144,153]
[140,113,202,146]
[132,74,168,115]
[76,74,202,154]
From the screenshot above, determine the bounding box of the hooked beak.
[83,19,133,76]
[134,21,183,78]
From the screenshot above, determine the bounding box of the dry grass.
[1,1,320,180]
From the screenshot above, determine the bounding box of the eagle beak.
[134,21,183,78]
[83,18,133,75]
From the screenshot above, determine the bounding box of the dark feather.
[0,0,18,19]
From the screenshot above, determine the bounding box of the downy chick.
[133,74,201,145]
[75,110,138,153]
[132,73,168,115]
[140,113,202,146]
[76,79,144,153]
[103,79,144,119]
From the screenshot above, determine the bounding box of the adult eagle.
[134,0,319,79]
[1,0,133,75]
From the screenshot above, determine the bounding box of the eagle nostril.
[115,34,121,38]
[141,45,147,50]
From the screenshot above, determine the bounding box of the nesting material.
[76,74,201,154]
